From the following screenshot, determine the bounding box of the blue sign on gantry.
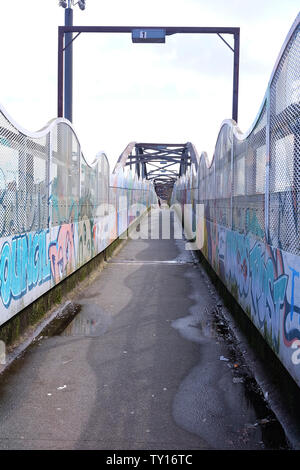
[132,29,166,43]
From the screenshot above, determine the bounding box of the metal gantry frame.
[58,25,240,123]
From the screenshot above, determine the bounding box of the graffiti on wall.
[0,230,51,308]
[205,219,298,357]
[249,243,288,352]
[225,230,250,300]
[0,193,155,317]
[49,224,75,284]
[283,266,300,346]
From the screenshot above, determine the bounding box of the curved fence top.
[194,12,300,172]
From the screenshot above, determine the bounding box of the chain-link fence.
[0,112,156,238]
[172,21,299,252]
[269,24,300,254]
[0,107,156,326]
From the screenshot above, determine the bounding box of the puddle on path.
[60,303,112,337]
[42,303,112,338]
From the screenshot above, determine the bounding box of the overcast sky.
[0,0,299,168]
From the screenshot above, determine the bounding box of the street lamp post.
[59,0,86,122]
[64,2,73,122]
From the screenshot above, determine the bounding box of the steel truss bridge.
[114,141,199,200]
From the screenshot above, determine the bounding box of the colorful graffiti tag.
[0,230,51,308]
[249,244,288,351]
[49,224,75,284]
[225,231,250,299]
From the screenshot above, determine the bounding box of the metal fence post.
[265,88,271,244]
[230,126,234,230]
[48,129,54,265]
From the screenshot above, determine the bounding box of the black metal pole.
[58,28,64,118]
[64,7,73,122]
[232,30,240,123]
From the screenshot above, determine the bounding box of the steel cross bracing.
[114,142,199,200]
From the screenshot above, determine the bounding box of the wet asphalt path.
[0,207,288,449]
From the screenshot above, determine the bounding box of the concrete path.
[0,207,287,449]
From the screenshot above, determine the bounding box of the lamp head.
[58,0,68,8]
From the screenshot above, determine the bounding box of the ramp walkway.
[0,207,287,450]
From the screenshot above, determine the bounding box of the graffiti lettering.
[249,244,287,351]
[0,230,51,308]
[291,340,300,365]
[225,231,250,298]
[283,267,300,346]
[0,173,48,236]
[49,224,75,284]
